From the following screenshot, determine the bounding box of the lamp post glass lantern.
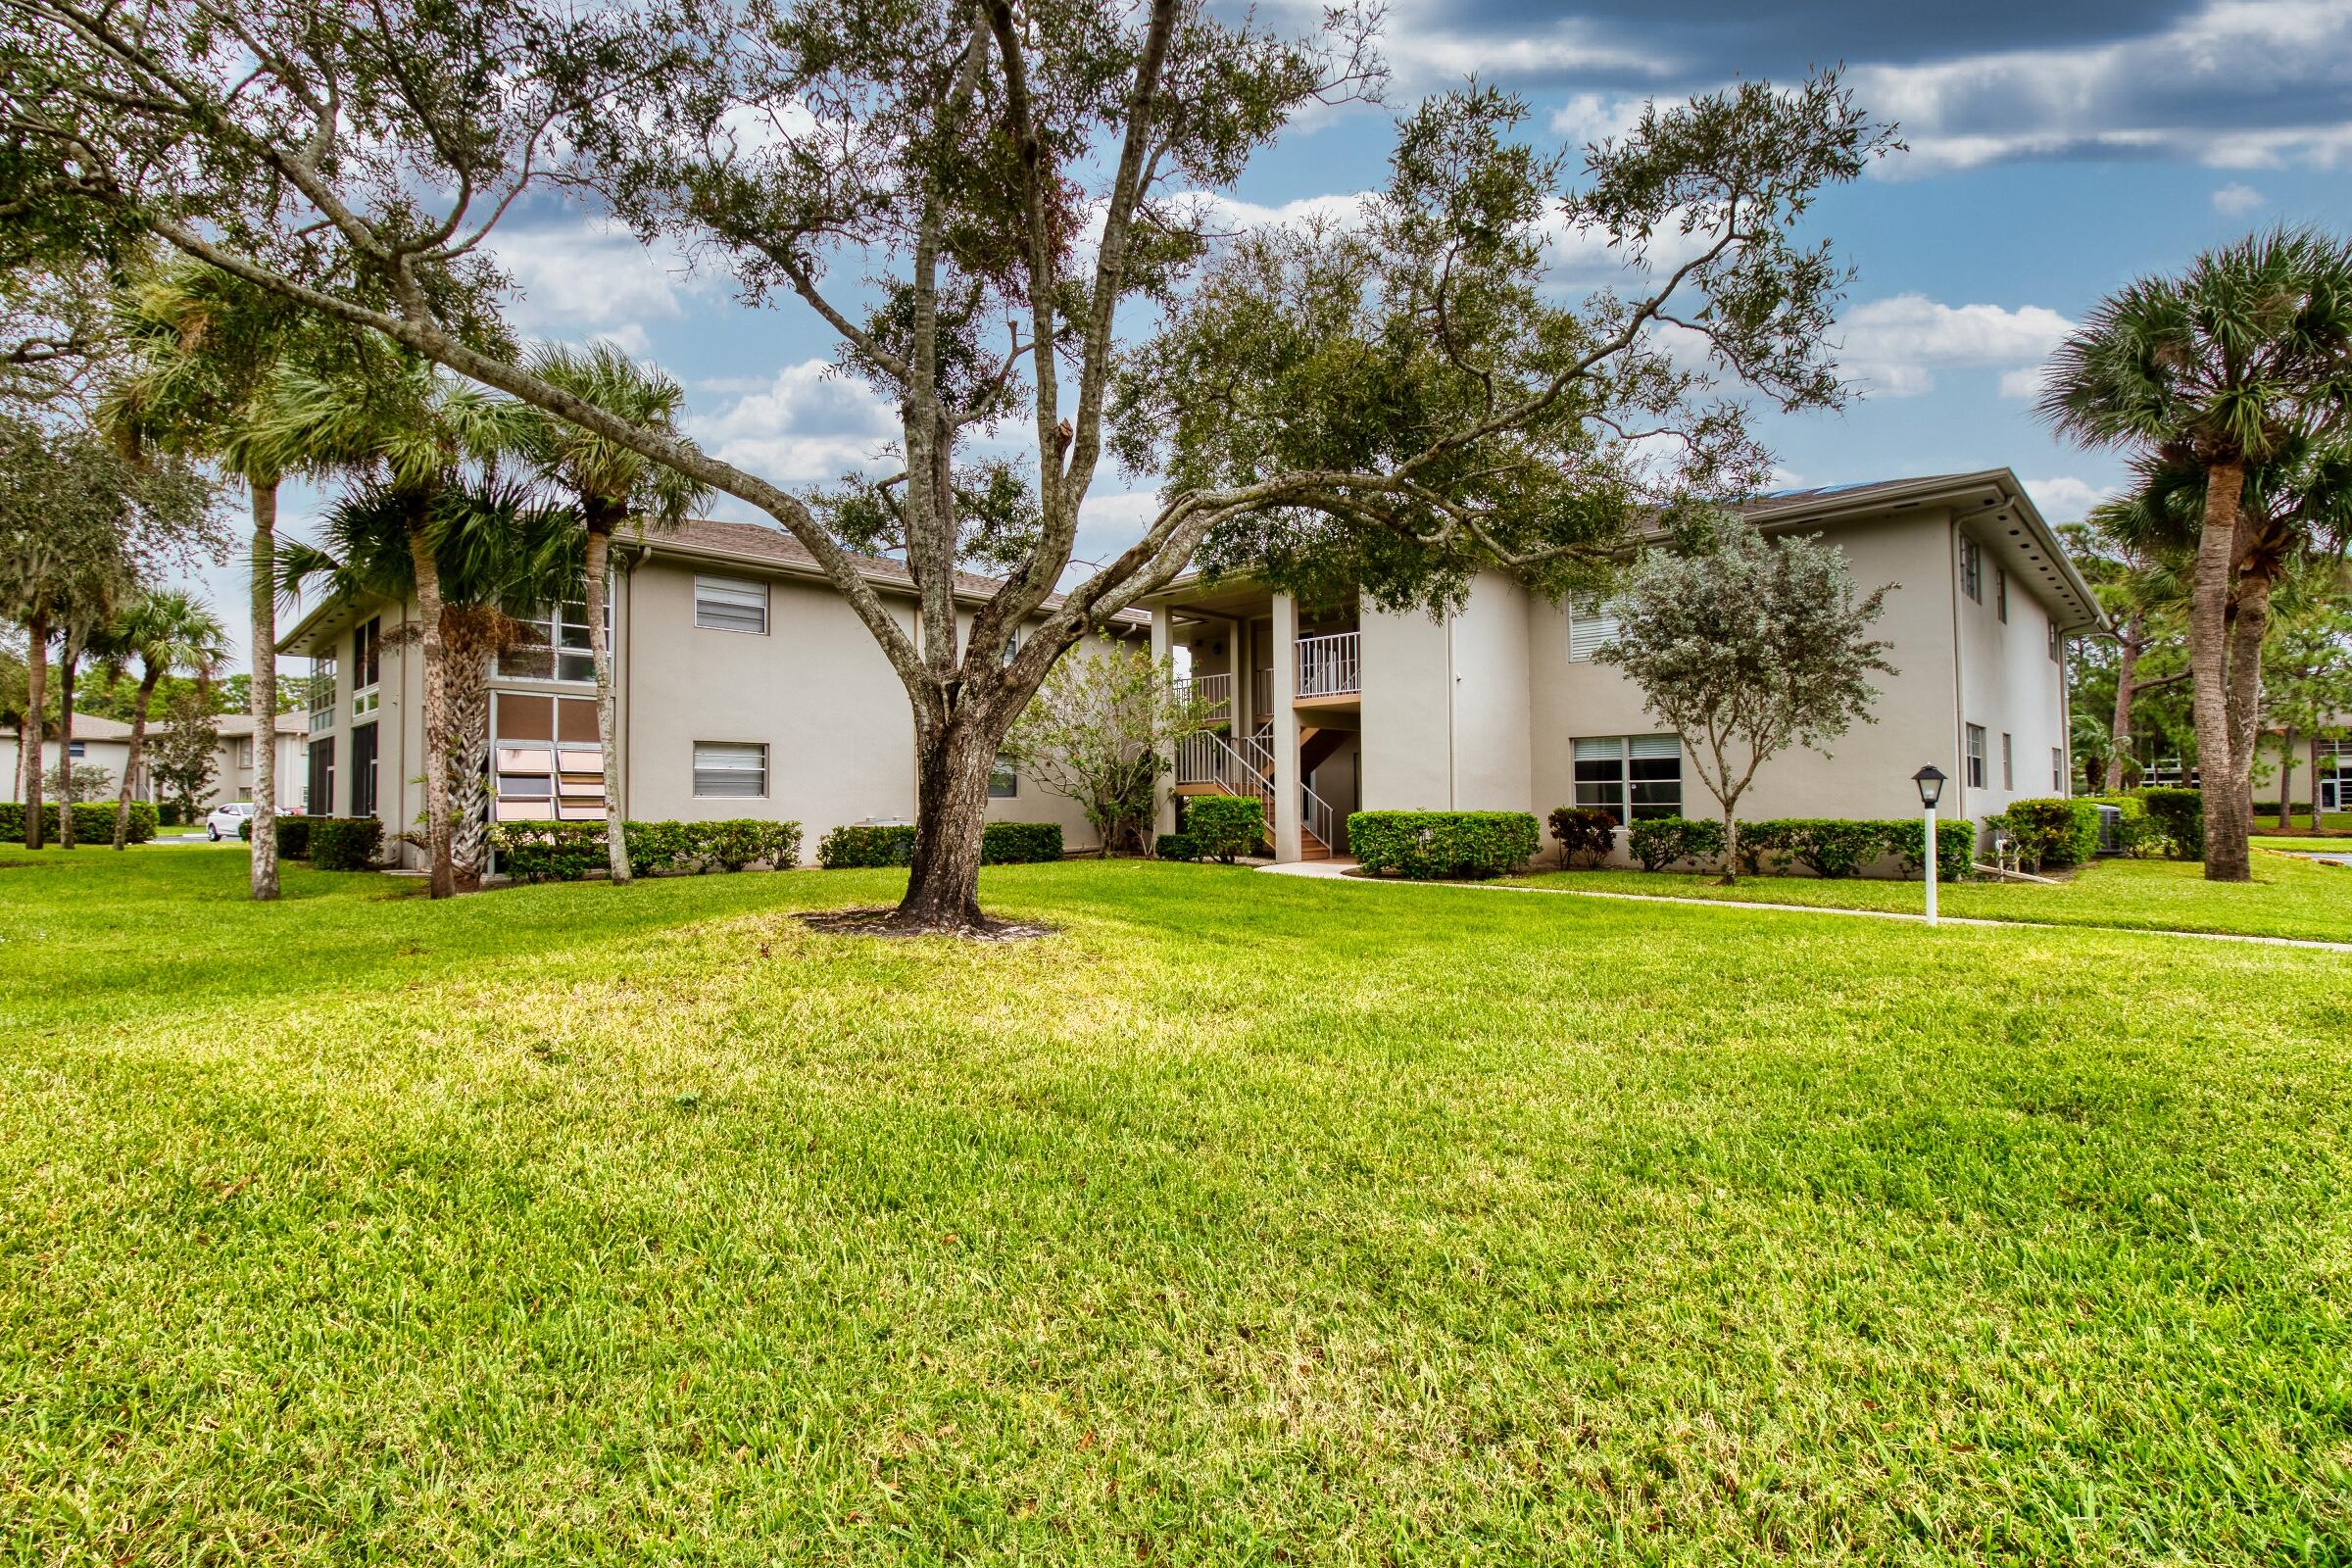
[1912,765,1946,925]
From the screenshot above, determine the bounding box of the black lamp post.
[1912,765,1947,923]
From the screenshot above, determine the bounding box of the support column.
[1151,607,1177,839]
[1271,592,1301,861]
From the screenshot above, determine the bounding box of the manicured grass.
[1508,852,2352,945]
[2254,835,2352,854]
[4,847,2351,1564]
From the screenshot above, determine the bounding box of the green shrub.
[1153,833,1199,862]
[237,817,251,840]
[2135,787,2204,859]
[1886,817,1977,883]
[1186,797,1265,863]
[699,818,802,872]
[158,801,183,827]
[0,801,157,845]
[1350,810,1541,880]
[308,816,384,871]
[1545,806,1619,867]
[981,821,1062,864]
[2001,797,2101,870]
[1739,818,1886,879]
[818,823,917,868]
[1626,815,1726,872]
[274,816,314,859]
[493,818,803,880]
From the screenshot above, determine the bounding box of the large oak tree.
[8,0,1891,930]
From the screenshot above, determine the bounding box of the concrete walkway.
[1255,858,2352,954]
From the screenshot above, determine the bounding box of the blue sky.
[207,0,2352,669]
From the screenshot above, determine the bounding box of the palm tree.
[280,474,577,891]
[508,342,710,884]
[103,259,334,898]
[257,355,514,897]
[2039,228,2352,881]
[2073,496,2193,791]
[92,588,228,849]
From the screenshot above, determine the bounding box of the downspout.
[1446,612,1458,810]
[1947,512,1967,823]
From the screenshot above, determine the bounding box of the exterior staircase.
[1173,724,1338,859]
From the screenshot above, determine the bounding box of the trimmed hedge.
[2136,787,2204,859]
[0,801,158,845]
[2000,797,2100,870]
[274,816,314,859]
[309,816,384,871]
[1187,796,1265,863]
[1627,815,1727,872]
[1546,806,1619,867]
[1154,832,1200,862]
[817,823,915,868]
[1739,818,1888,879]
[1886,817,1978,883]
[492,818,803,882]
[1349,809,1541,881]
[158,802,184,827]
[983,821,1064,864]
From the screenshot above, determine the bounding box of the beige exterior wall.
[2,734,136,801]
[1952,519,2073,819]
[1358,605,1452,810]
[294,554,1125,868]
[205,731,309,810]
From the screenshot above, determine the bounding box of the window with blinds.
[492,693,607,822]
[1572,735,1682,821]
[695,575,768,634]
[1567,598,1623,662]
[693,741,768,799]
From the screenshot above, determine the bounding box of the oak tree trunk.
[408,523,456,898]
[2186,458,2250,882]
[249,480,281,900]
[21,608,47,849]
[584,521,629,885]
[893,703,1009,933]
[113,670,161,850]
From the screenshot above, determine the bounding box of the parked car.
[205,802,257,841]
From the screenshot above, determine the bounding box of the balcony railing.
[1296,631,1360,698]
[1175,671,1232,721]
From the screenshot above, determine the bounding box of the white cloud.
[1833,293,2076,399]
[2211,181,2268,217]
[488,219,705,343]
[687,361,901,484]
[1548,92,1651,148]
[2022,475,2115,522]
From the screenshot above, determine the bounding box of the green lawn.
[4,848,2351,1564]
[1507,851,2352,945]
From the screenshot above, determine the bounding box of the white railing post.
[1294,631,1361,698]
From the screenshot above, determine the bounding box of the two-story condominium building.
[279,517,1145,868]
[1143,468,2104,863]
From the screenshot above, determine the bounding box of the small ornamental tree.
[1596,520,1895,883]
[148,685,221,824]
[1001,649,1217,855]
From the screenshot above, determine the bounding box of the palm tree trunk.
[2187,459,2249,881]
[446,632,490,894]
[113,668,162,850]
[21,606,47,849]
[249,478,281,901]
[2223,563,2273,859]
[2311,732,2326,829]
[583,521,629,885]
[2110,613,2143,791]
[407,524,456,898]
[56,643,78,849]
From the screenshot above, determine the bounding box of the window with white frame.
[1959,536,1984,603]
[1567,598,1623,661]
[2001,731,2014,790]
[235,736,254,767]
[693,741,768,799]
[498,597,605,683]
[1572,735,1682,822]
[351,617,381,717]
[2052,747,2063,790]
[309,655,337,733]
[2047,618,2063,662]
[694,574,768,634]
[1994,566,2008,623]
[1966,724,1986,789]
[989,754,1019,798]
[491,693,608,823]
